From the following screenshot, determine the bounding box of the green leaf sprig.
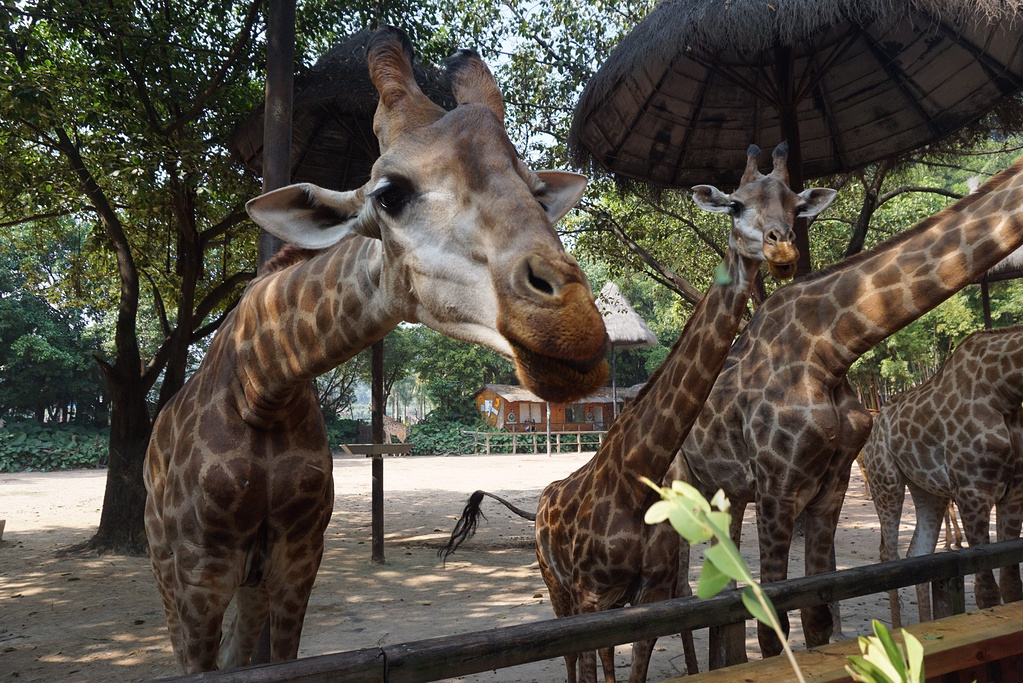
[642,477,805,683]
[845,620,925,683]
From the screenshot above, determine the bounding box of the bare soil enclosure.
[0,453,976,682]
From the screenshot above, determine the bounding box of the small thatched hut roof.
[596,282,658,348]
[570,0,1023,189]
[231,30,455,192]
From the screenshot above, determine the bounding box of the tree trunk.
[83,362,152,554]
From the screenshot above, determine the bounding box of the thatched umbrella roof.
[985,244,1023,283]
[596,282,658,348]
[570,0,1023,191]
[230,30,456,192]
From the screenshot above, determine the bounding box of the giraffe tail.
[437,490,536,563]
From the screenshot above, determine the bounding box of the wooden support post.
[708,621,748,669]
[931,575,966,619]
[371,341,385,564]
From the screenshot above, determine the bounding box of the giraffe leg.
[861,443,906,628]
[996,493,1023,605]
[758,490,805,658]
[904,484,946,623]
[955,493,999,609]
[627,581,674,683]
[172,579,237,673]
[801,505,846,648]
[149,551,188,672]
[597,645,615,683]
[265,540,324,662]
[856,453,872,500]
[218,585,270,669]
[948,501,964,549]
[627,640,654,683]
[675,539,699,675]
[710,501,749,668]
[541,567,580,683]
[577,648,599,683]
[563,654,579,683]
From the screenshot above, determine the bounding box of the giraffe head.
[692,143,836,279]
[245,26,608,403]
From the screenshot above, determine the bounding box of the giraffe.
[143,26,611,674]
[383,414,409,444]
[534,144,835,683]
[860,325,1023,628]
[673,154,1023,664]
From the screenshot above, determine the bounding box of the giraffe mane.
[262,245,324,273]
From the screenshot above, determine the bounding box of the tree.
[0,247,107,422]
[0,0,263,551]
[414,328,518,421]
[315,351,368,424]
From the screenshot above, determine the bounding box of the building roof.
[596,282,658,348]
[480,383,644,404]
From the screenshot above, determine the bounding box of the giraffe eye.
[370,177,413,216]
[728,200,744,216]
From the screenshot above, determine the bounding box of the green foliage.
[413,328,517,420]
[324,418,360,448]
[0,249,107,422]
[845,620,925,683]
[406,415,477,455]
[0,420,109,472]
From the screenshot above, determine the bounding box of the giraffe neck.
[231,237,402,424]
[594,249,760,495]
[784,157,1023,372]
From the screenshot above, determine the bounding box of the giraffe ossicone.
[144,25,607,674]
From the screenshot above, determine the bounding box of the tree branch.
[164,0,261,136]
[0,210,74,228]
[578,203,705,306]
[191,270,254,330]
[877,185,964,205]
[199,206,249,246]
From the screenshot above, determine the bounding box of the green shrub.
[407,416,477,455]
[0,421,109,472]
[325,418,360,447]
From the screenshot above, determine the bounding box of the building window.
[564,403,586,423]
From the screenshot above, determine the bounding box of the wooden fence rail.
[464,429,607,455]
[152,537,1023,683]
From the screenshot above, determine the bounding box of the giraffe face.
[692,147,835,279]
[246,27,609,403]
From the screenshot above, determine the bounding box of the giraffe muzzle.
[498,255,610,402]
[764,236,799,280]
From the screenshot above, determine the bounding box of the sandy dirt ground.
[0,452,978,682]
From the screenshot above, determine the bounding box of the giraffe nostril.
[514,254,564,300]
[527,262,555,296]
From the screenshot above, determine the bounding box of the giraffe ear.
[246,183,376,249]
[534,171,587,223]
[796,188,838,217]
[692,185,732,213]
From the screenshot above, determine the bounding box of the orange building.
[474,383,643,432]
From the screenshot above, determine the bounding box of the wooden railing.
[153,537,1023,683]
[463,429,607,455]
